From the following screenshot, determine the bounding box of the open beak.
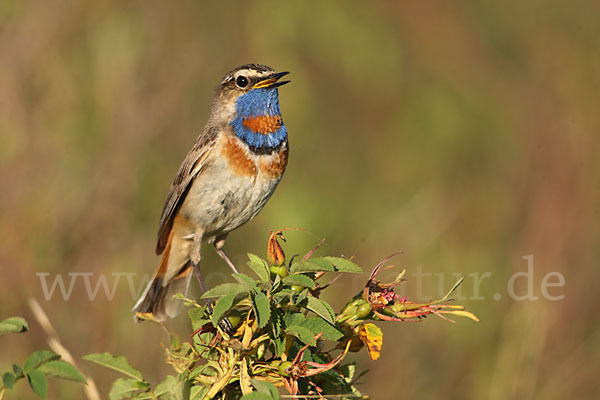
[252,71,290,89]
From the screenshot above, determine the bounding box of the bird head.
[210,64,290,151]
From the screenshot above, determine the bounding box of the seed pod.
[257,342,265,359]
[226,309,243,329]
[270,265,289,278]
[341,297,367,316]
[278,361,292,377]
[355,303,372,319]
[290,285,304,294]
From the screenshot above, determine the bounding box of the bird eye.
[236,76,249,88]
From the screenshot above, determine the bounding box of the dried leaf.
[443,310,480,322]
[240,358,252,395]
[359,323,383,360]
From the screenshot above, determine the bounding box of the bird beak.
[252,71,290,89]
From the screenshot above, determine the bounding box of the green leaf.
[284,312,305,327]
[272,335,286,357]
[272,288,294,303]
[290,260,333,274]
[0,316,28,336]
[211,293,236,327]
[108,378,139,400]
[233,273,259,291]
[27,369,47,399]
[306,295,335,324]
[188,307,210,331]
[251,292,271,328]
[37,360,86,384]
[153,375,181,397]
[321,257,363,273]
[23,351,60,373]
[302,317,344,341]
[269,309,284,339]
[256,279,272,292]
[241,392,276,400]
[282,274,315,288]
[285,325,317,346]
[201,283,248,299]
[189,364,214,380]
[340,363,356,383]
[440,276,464,302]
[294,288,309,305]
[247,253,270,281]
[270,272,282,289]
[83,353,143,381]
[250,379,279,399]
[2,372,16,389]
[305,258,335,270]
[170,333,181,351]
[190,385,208,400]
[13,364,22,376]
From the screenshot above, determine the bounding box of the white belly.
[178,135,285,242]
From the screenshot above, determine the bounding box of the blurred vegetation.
[1,0,599,398]
[0,316,86,399]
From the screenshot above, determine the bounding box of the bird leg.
[214,235,239,274]
[191,233,232,332]
[190,235,210,308]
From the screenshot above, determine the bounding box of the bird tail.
[132,229,193,322]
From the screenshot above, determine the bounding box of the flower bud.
[267,230,286,265]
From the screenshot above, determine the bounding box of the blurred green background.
[2,0,599,398]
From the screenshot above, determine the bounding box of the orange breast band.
[242,115,282,135]
[259,147,289,179]
[221,137,258,177]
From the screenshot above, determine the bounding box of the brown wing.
[155,126,219,254]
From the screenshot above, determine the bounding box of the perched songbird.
[133,64,290,322]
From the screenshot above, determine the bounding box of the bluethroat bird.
[133,64,290,322]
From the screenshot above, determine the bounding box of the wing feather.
[155,126,219,254]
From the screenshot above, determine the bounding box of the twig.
[28,298,101,400]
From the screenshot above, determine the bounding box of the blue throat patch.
[230,88,287,151]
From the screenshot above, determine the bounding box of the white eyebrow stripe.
[240,68,272,76]
[221,68,274,84]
